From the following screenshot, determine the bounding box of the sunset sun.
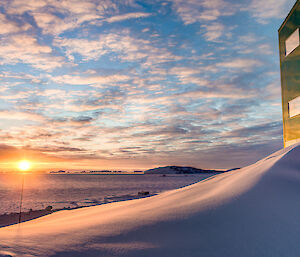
[18,160,31,172]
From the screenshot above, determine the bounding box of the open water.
[0,173,215,214]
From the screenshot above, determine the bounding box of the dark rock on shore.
[0,209,53,228]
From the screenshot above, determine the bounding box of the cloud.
[105,12,152,23]
[35,89,69,98]
[264,81,282,100]
[216,58,262,72]
[4,0,48,14]
[25,145,84,153]
[172,0,294,25]
[3,0,150,36]
[0,34,64,71]
[248,0,295,23]
[70,116,94,125]
[0,110,45,122]
[51,74,130,86]
[0,13,29,34]
[225,121,283,139]
[54,31,181,66]
[201,22,225,42]
[234,34,274,56]
[257,44,273,55]
[53,37,108,61]
[48,116,95,127]
[33,11,103,35]
[0,90,32,100]
[0,71,44,84]
[0,142,82,165]
[172,0,238,24]
[33,12,75,35]
[4,0,111,35]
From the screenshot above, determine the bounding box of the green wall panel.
[279,0,300,147]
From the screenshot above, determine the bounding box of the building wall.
[279,0,300,147]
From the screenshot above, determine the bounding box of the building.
[278,0,300,147]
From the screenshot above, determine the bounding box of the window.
[285,28,300,56]
[288,95,300,118]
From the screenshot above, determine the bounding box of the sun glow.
[18,160,31,172]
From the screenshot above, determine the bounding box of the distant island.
[49,170,144,174]
[49,166,239,174]
[144,166,233,174]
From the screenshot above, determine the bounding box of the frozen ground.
[0,143,299,257]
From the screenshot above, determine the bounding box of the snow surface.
[0,143,299,257]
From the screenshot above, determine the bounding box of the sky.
[0,0,297,172]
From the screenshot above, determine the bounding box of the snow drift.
[0,143,299,257]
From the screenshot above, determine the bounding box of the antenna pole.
[18,175,25,224]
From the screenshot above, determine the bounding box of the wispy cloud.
[0,110,46,123]
[105,12,152,23]
[0,13,30,34]
[51,74,130,86]
[5,0,110,35]
[172,0,238,24]
[217,58,263,71]
[0,34,64,70]
[248,0,295,23]
[201,22,225,42]
[54,31,181,66]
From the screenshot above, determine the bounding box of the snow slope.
[0,143,299,257]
